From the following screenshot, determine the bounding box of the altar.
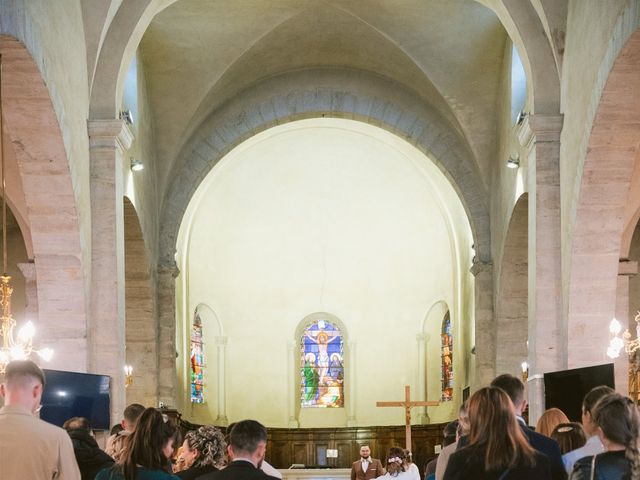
[280,468,351,480]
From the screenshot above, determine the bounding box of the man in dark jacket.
[63,417,114,480]
[491,374,567,480]
[197,420,279,480]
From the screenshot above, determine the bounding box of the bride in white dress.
[375,447,418,479]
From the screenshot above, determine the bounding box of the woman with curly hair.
[173,425,226,480]
[443,387,551,479]
[96,408,180,480]
[570,393,640,480]
[375,447,413,479]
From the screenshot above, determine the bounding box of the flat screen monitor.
[543,363,615,421]
[40,369,111,430]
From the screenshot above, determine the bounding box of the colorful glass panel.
[300,320,344,408]
[441,312,453,402]
[190,314,205,404]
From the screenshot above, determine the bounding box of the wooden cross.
[376,385,439,450]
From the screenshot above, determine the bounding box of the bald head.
[1,360,46,414]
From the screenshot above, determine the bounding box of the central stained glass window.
[300,319,344,408]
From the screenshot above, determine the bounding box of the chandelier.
[0,53,53,373]
[607,314,640,359]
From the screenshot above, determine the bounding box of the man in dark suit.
[351,445,385,480]
[197,419,279,480]
[491,374,567,480]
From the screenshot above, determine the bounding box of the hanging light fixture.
[0,53,53,373]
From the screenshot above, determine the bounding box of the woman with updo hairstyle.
[570,393,640,480]
[443,387,551,480]
[173,425,226,479]
[96,407,180,480]
[551,422,586,455]
[375,447,412,479]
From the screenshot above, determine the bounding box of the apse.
[174,118,475,428]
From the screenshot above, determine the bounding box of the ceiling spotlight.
[507,155,520,169]
[130,158,144,172]
[119,110,134,125]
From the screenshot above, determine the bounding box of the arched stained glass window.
[190,312,205,404]
[511,44,527,124]
[300,319,344,408]
[441,312,453,402]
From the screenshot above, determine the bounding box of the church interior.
[1,0,640,475]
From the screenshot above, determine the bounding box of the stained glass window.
[441,312,453,402]
[190,313,205,404]
[300,319,344,408]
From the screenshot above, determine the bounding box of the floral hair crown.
[387,456,402,464]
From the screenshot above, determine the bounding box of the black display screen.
[543,363,615,421]
[40,369,111,430]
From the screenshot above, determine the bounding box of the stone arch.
[495,193,528,377]
[0,36,87,370]
[567,29,640,368]
[123,197,157,406]
[159,68,490,266]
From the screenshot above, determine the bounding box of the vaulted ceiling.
[139,0,507,193]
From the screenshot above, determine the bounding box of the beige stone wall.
[0,0,92,296]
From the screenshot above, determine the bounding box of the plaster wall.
[175,119,474,428]
[0,0,92,299]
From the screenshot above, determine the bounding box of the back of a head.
[550,423,586,455]
[386,446,406,476]
[583,385,615,414]
[121,408,178,479]
[63,416,90,432]
[443,421,459,447]
[592,393,640,479]
[3,360,45,389]
[229,420,267,456]
[490,374,524,406]
[535,408,570,437]
[123,403,145,425]
[185,425,227,468]
[468,387,535,471]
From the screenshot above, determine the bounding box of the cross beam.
[376,385,439,450]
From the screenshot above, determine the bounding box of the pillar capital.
[528,114,564,142]
[158,260,180,278]
[88,119,133,152]
[470,260,493,277]
[619,259,638,276]
[17,261,36,281]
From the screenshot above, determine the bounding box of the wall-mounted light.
[130,158,144,172]
[507,155,520,169]
[119,110,134,125]
[521,361,529,382]
[124,365,133,388]
[516,110,528,125]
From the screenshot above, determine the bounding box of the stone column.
[158,260,179,407]
[347,340,357,426]
[215,336,228,425]
[616,260,638,395]
[526,114,563,425]
[88,119,132,425]
[17,261,38,321]
[416,334,429,424]
[471,260,495,390]
[287,340,299,427]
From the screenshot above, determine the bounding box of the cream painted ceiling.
[141,0,507,193]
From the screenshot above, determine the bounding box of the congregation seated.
[435,403,469,480]
[551,423,586,455]
[443,386,551,480]
[537,408,570,438]
[562,386,613,474]
[569,393,640,480]
[63,416,114,480]
[173,425,226,479]
[96,407,180,480]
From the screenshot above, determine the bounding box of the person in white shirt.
[375,447,414,479]
[562,385,613,474]
[402,449,420,480]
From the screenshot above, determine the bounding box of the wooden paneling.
[265,424,446,475]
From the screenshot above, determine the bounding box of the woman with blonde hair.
[443,387,551,480]
[570,393,640,479]
[173,425,226,479]
[536,408,570,438]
